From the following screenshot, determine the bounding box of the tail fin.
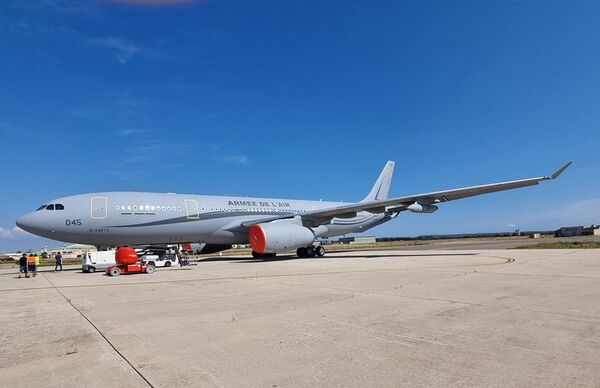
[361,161,395,202]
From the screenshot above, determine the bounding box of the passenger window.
[46,204,55,210]
[55,204,64,210]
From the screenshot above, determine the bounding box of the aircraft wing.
[241,162,571,228]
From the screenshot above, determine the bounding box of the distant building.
[47,244,97,259]
[554,225,600,238]
[583,225,600,236]
[338,236,377,244]
[554,226,584,237]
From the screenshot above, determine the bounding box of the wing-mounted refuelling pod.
[406,202,438,213]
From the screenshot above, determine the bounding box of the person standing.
[27,254,35,277]
[54,252,63,272]
[33,253,40,277]
[19,254,28,278]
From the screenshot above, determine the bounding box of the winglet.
[546,161,572,180]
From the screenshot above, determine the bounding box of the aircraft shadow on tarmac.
[1,252,480,274]
[199,252,478,263]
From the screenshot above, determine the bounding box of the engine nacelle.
[249,222,315,253]
[407,202,438,214]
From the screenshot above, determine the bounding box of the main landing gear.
[297,245,325,258]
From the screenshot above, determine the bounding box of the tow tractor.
[106,246,155,277]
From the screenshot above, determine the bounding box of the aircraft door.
[185,199,199,219]
[91,197,108,219]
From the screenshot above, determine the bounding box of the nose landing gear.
[297,245,325,258]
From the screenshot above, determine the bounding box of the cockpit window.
[46,204,55,210]
[36,205,47,211]
[55,204,64,210]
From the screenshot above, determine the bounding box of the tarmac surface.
[358,235,600,251]
[1,247,600,387]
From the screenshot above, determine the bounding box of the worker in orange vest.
[27,254,36,277]
[33,254,40,276]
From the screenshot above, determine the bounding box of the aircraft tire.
[315,246,325,257]
[297,247,307,258]
[306,246,316,257]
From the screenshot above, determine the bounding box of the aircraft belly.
[204,230,248,245]
[117,222,213,244]
[62,219,215,246]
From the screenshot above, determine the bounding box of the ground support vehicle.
[106,262,155,276]
[179,255,198,266]
[82,250,115,273]
[106,246,155,277]
[138,247,180,267]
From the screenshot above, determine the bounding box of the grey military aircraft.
[16,161,571,258]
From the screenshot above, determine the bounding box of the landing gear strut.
[297,245,325,258]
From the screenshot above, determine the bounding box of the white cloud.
[205,144,249,165]
[123,144,162,163]
[9,0,101,15]
[523,198,600,225]
[104,0,202,6]
[69,108,106,120]
[118,128,144,136]
[91,37,142,63]
[121,141,194,164]
[0,226,27,239]
[213,155,249,165]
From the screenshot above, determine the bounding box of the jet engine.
[407,202,438,213]
[249,222,315,254]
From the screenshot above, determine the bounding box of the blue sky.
[1,0,599,252]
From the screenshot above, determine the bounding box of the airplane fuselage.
[16,161,570,252]
[16,192,389,247]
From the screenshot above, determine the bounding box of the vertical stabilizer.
[361,161,395,202]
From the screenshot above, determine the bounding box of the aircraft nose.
[16,213,37,233]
